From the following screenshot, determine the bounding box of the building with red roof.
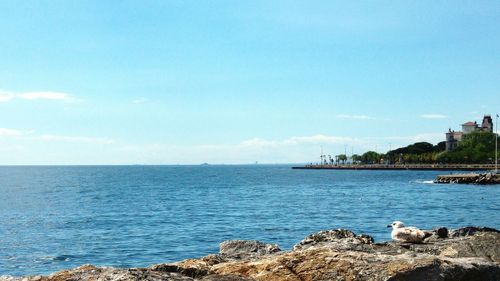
[445,115,493,151]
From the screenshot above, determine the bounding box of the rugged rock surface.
[2,226,499,281]
[435,173,500,184]
[292,229,374,251]
[219,240,281,259]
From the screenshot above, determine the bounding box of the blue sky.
[1,1,499,164]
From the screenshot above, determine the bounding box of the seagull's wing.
[394,228,425,243]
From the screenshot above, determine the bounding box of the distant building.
[481,115,493,132]
[445,115,493,151]
[461,121,478,134]
[445,130,463,151]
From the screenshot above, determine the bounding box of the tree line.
[336,131,499,165]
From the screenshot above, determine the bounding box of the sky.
[0,0,499,164]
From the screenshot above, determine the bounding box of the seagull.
[387,221,426,243]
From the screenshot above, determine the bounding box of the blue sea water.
[0,165,499,276]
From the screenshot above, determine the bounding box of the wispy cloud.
[239,138,278,147]
[283,135,362,145]
[469,111,482,120]
[0,91,15,102]
[0,129,445,164]
[0,128,23,137]
[234,133,444,153]
[0,127,113,144]
[238,135,364,148]
[0,90,76,103]
[18,91,75,102]
[420,114,448,119]
[132,97,148,104]
[370,133,444,144]
[111,132,445,164]
[37,135,115,144]
[336,114,374,120]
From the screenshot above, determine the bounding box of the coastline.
[2,226,499,281]
[292,164,498,171]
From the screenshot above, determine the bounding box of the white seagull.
[387,221,426,243]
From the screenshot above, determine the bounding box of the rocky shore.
[2,226,499,281]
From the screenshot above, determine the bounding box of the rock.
[449,226,500,237]
[3,226,499,281]
[150,263,210,278]
[436,227,449,238]
[293,228,374,251]
[0,264,255,281]
[219,240,281,258]
[422,227,448,242]
[436,173,500,184]
[386,257,500,281]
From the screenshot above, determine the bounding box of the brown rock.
[219,240,281,259]
[292,228,374,251]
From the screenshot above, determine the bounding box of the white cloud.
[283,135,361,145]
[0,90,76,103]
[237,135,363,148]
[132,97,148,104]
[370,133,444,144]
[0,91,15,102]
[336,114,374,120]
[239,138,278,147]
[0,127,114,144]
[0,127,445,164]
[0,128,23,137]
[420,114,448,119]
[204,133,443,153]
[18,91,75,102]
[37,135,114,144]
[229,133,444,160]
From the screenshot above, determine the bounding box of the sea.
[0,165,499,276]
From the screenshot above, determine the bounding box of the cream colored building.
[445,115,493,151]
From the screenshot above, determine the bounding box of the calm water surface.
[0,165,499,276]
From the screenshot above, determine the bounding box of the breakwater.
[435,172,500,184]
[293,164,498,171]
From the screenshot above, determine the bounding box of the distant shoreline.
[292,164,498,171]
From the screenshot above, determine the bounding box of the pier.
[292,164,497,171]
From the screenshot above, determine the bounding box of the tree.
[352,154,362,164]
[361,151,381,164]
[386,141,445,164]
[437,132,498,164]
[337,154,347,164]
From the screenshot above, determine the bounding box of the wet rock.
[219,240,281,258]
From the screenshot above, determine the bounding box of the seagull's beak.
[387,224,392,228]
